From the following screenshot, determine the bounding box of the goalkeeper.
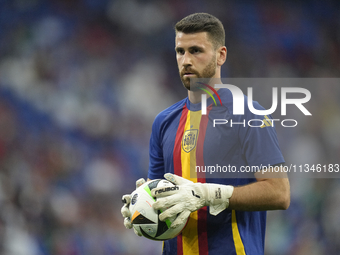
[122,13,290,255]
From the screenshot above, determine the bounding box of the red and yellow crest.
[182,129,198,153]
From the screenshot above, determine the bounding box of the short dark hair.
[175,13,225,49]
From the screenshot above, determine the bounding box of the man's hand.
[121,178,146,236]
[151,174,234,228]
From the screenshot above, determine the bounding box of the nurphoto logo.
[199,83,312,128]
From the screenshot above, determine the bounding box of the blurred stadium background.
[0,0,339,254]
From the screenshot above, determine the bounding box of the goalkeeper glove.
[152,173,234,229]
[121,178,146,236]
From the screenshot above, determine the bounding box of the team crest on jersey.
[182,129,198,153]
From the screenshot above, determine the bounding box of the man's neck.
[188,78,222,104]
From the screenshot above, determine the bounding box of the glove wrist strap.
[202,184,234,216]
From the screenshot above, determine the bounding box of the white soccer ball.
[129,179,188,241]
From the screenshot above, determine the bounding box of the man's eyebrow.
[189,45,204,51]
[175,45,204,52]
[175,46,183,52]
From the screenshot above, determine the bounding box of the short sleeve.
[148,115,165,179]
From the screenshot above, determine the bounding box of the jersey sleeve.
[235,99,285,169]
[148,114,165,180]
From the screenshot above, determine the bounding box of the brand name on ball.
[131,193,138,205]
[154,186,179,194]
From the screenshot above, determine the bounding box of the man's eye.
[191,49,200,54]
[177,50,184,55]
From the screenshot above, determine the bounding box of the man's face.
[175,32,217,90]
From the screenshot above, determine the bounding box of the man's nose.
[182,52,192,67]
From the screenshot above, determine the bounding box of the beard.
[180,56,217,91]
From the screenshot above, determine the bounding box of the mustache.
[180,68,199,76]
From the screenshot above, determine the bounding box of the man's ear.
[217,46,227,66]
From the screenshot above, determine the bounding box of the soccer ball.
[129,179,187,241]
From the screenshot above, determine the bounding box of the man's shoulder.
[153,98,187,125]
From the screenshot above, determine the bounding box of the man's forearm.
[228,169,290,211]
